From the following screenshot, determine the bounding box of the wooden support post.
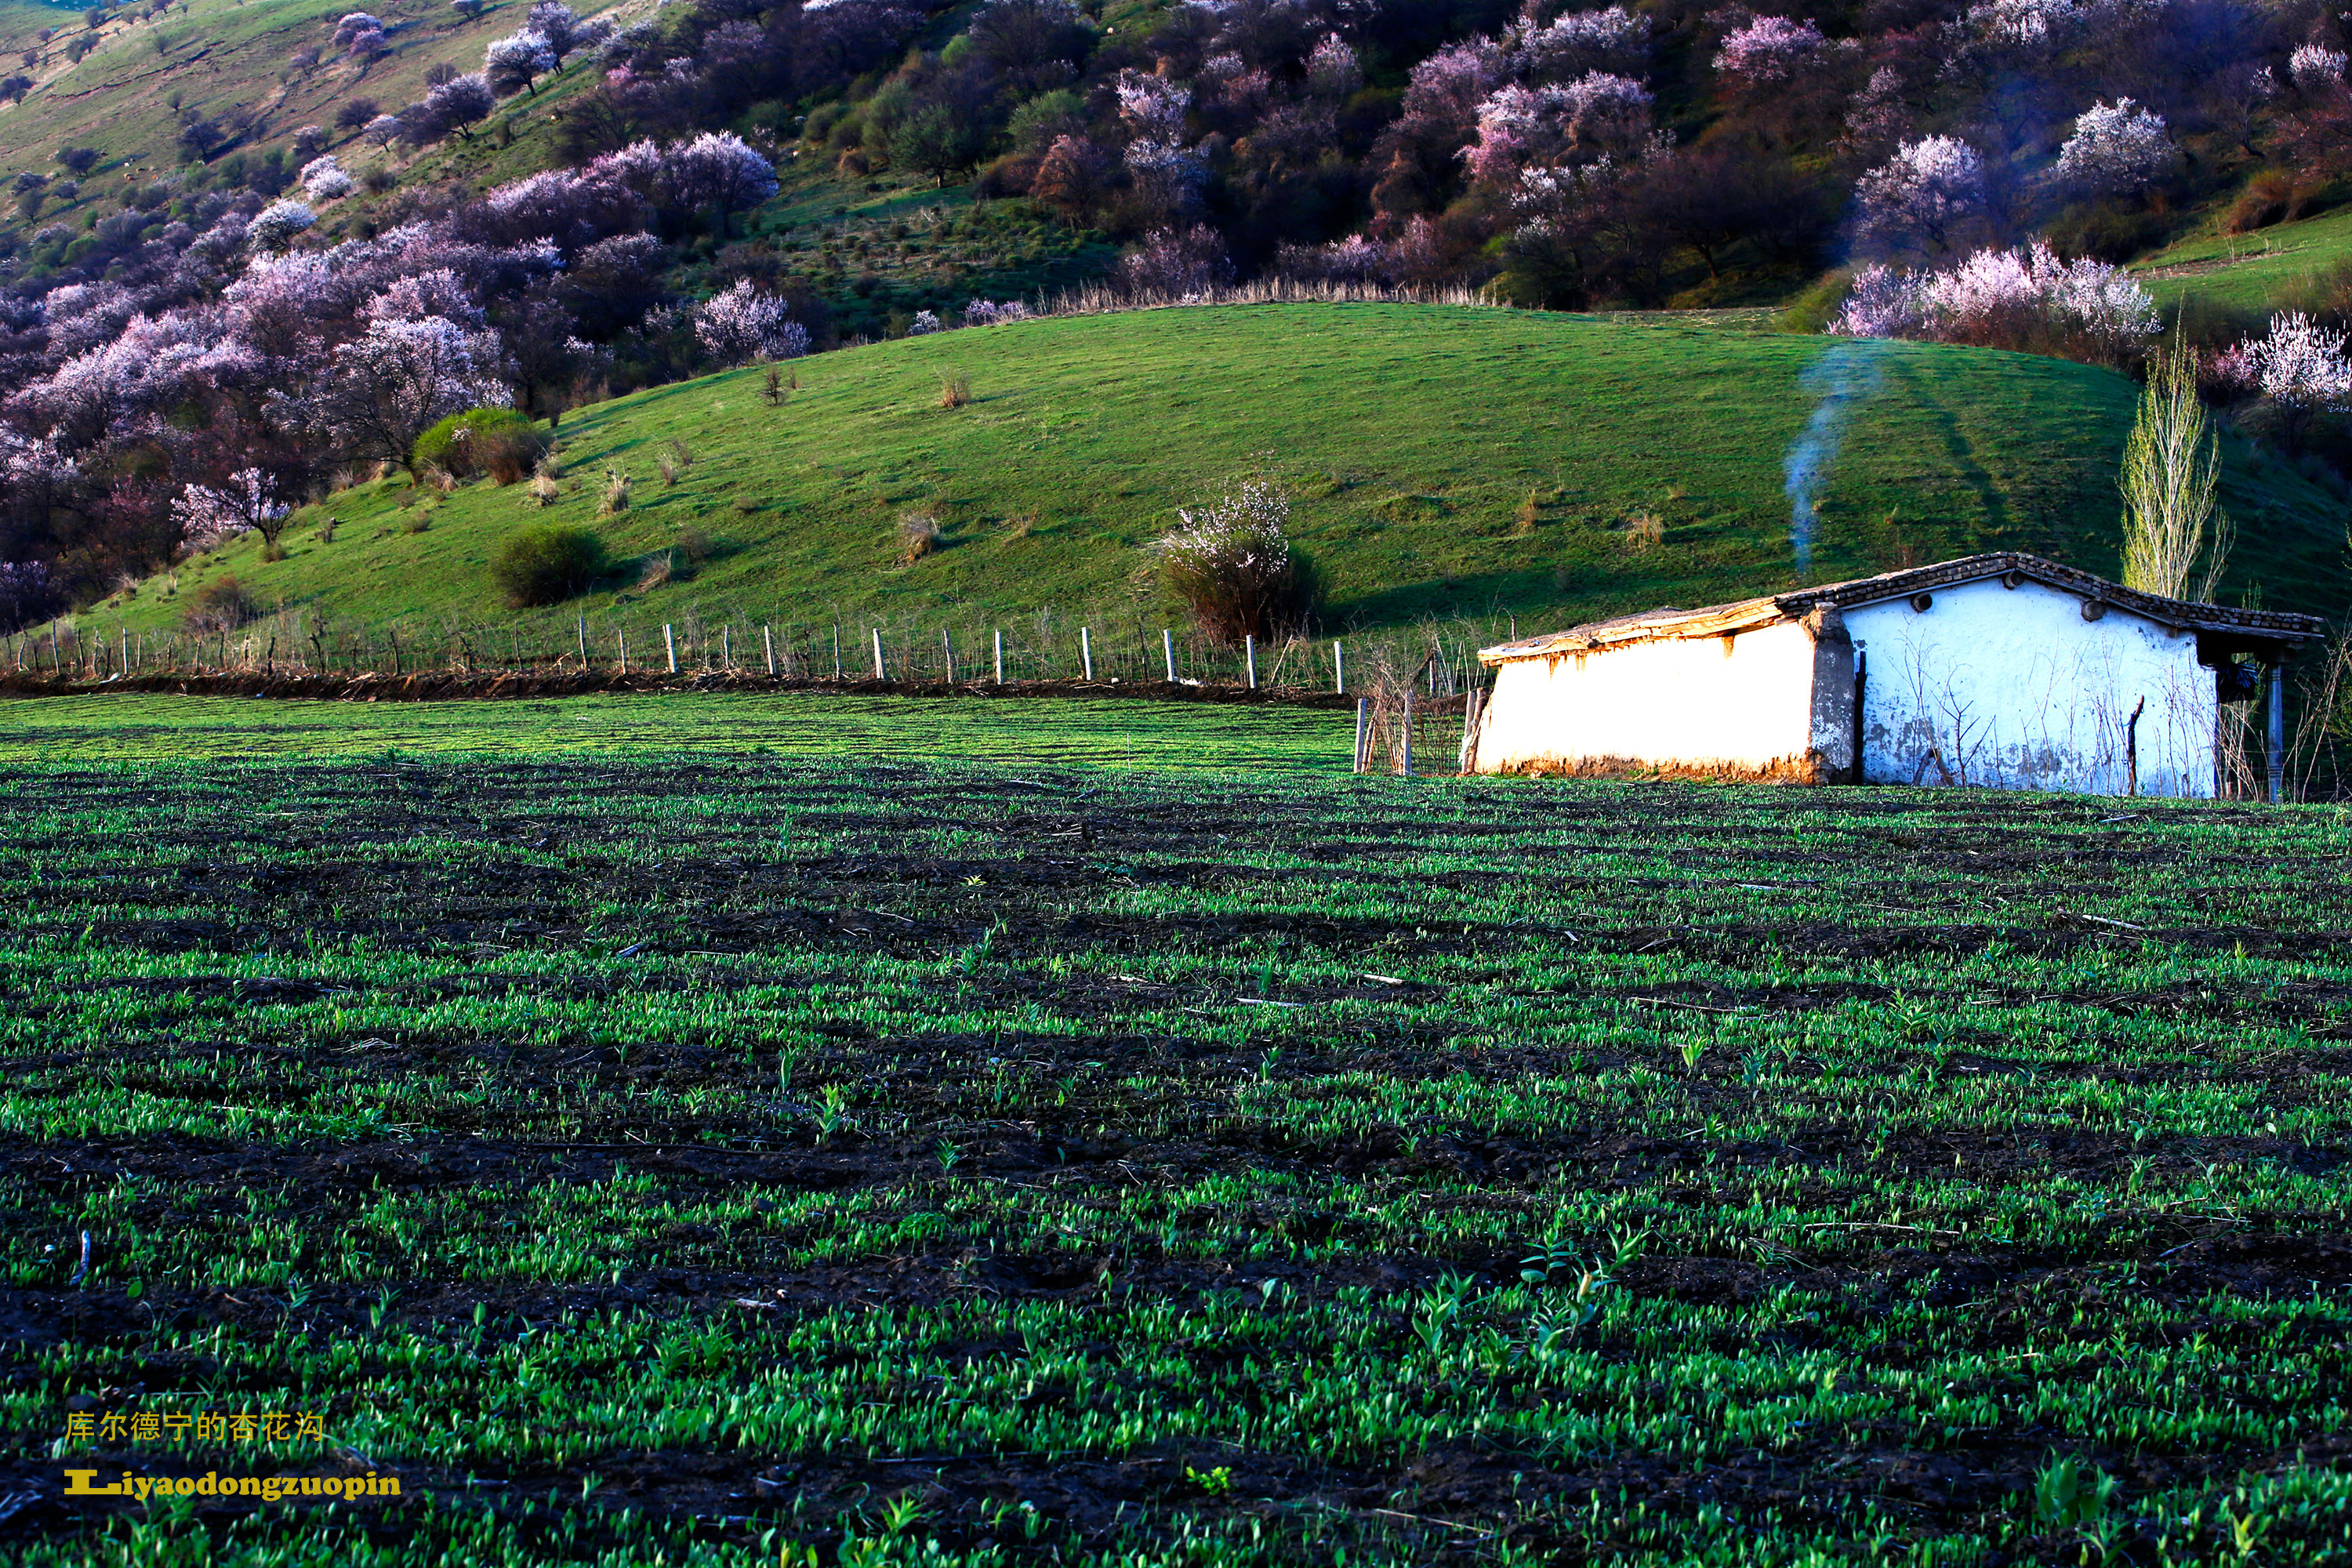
[871,627,884,680]
[1245,635,1257,689]
[1459,685,1483,773]
[1081,626,1093,681]
[663,623,677,673]
[2267,665,2286,805]
[1401,691,1415,777]
[1334,640,1345,694]
[721,625,731,670]
[1163,629,1175,682]
[577,614,587,667]
[764,626,776,677]
[1353,697,1369,775]
[943,628,956,684]
[2125,695,2144,797]
[617,629,626,670]
[994,629,1004,684]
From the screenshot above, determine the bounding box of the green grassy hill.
[70,302,2351,653]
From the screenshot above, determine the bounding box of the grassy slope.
[82,302,2349,648]
[2134,203,2352,316]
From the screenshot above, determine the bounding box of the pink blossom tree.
[172,467,291,552]
[423,72,495,140]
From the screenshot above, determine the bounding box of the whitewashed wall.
[1846,577,2215,797]
[1472,619,1831,779]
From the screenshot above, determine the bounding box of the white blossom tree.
[2050,98,2175,194]
[1854,136,1986,258]
[693,281,808,365]
[485,31,557,96]
[1714,16,1824,88]
[247,199,317,252]
[296,315,510,475]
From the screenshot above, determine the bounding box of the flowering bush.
[300,156,354,202]
[1305,34,1363,98]
[1273,233,1388,283]
[961,299,1032,325]
[2291,43,2347,96]
[2049,99,2173,194]
[692,280,808,364]
[1151,481,1316,644]
[906,310,942,335]
[1829,242,2158,366]
[1854,136,1985,257]
[171,468,291,551]
[1116,224,1229,296]
[2209,312,2352,411]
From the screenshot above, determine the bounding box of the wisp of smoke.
[1783,340,1886,579]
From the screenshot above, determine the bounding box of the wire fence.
[2,605,1507,775]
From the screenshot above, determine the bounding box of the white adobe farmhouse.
[1462,553,2326,798]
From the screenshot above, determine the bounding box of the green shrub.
[181,575,257,633]
[491,524,609,607]
[415,408,542,485]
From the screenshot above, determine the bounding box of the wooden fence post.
[576,614,586,666]
[1334,640,1345,694]
[1353,697,1368,775]
[1245,635,1257,689]
[943,628,956,684]
[833,625,843,680]
[1162,629,1175,681]
[617,629,626,670]
[1459,685,1484,774]
[764,625,776,677]
[664,623,677,673]
[1080,626,1093,681]
[2267,665,2286,804]
[994,629,1005,684]
[871,627,884,680]
[721,625,731,670]
[1401,691,1414,777]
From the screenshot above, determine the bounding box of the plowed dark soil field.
[3,698,2350,1566]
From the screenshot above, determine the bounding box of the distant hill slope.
[2133,205,2352,318]
[81,303,2350,650]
